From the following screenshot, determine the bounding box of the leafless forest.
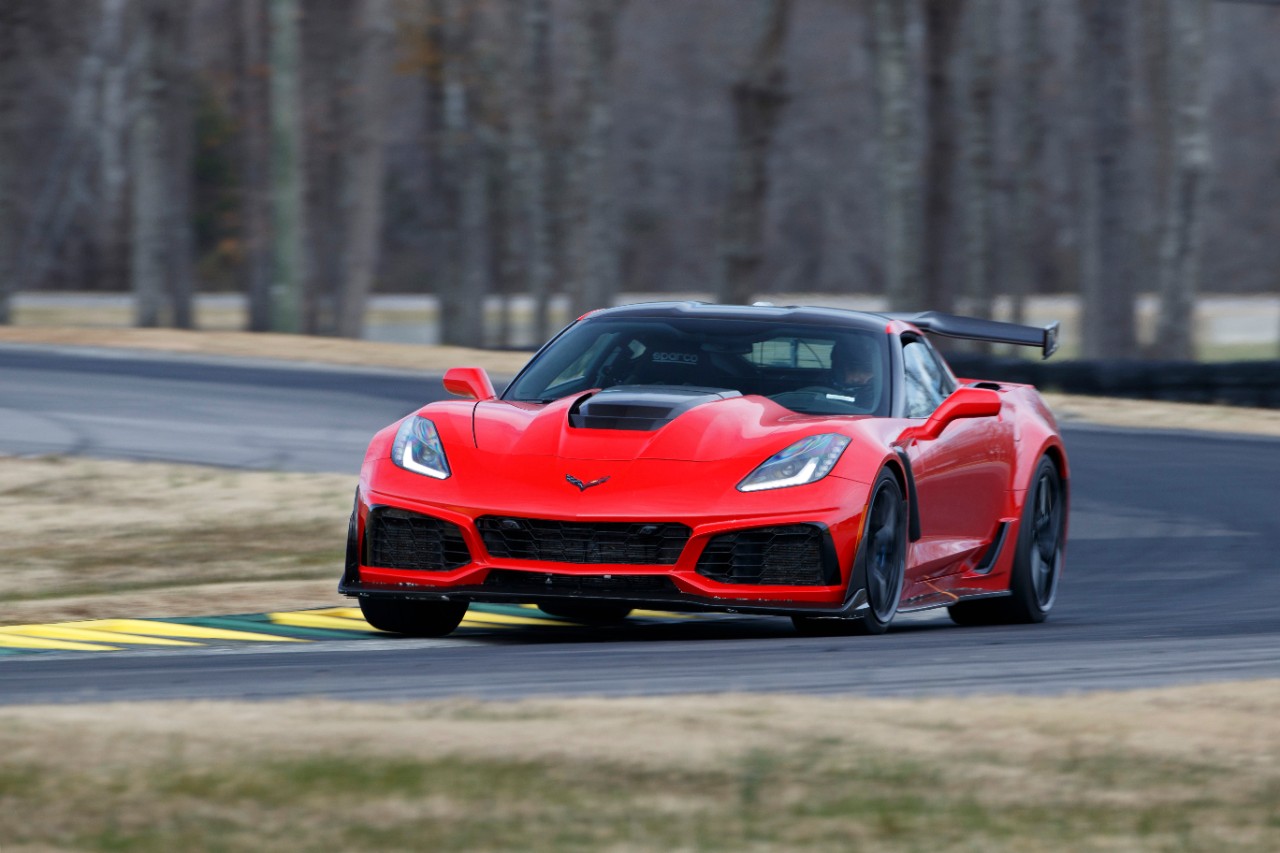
[0,0,1277,357]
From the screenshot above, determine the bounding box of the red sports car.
[340,302,1068,637]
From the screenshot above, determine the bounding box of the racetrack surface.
[2,344,1279,703]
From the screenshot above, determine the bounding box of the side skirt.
[897,590,1012,615]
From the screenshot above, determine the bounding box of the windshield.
[505,317,890,416]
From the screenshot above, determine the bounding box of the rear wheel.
[537,602,633,624]
[358,597,469,637]
[949,455,1065,626]
[793,470,906,636]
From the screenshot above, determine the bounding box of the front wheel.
[793,470,907,636]
[359,597,469,637]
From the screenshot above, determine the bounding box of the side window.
[902,339,954,418]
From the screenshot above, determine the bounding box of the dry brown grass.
[0,456,351,624]
[0,325,534,375]
[1,681,1277,851]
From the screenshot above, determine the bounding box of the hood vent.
[569,385,741,431]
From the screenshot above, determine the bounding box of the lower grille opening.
[483,570,679,597]
[695,524,836,586]
[365,507,472,572]
[477,517,690,565]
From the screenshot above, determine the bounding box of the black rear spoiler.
[888,311,1060,359]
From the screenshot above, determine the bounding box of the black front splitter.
[338,579,870,620]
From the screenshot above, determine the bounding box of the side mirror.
[902,387,1002,443]
[443,367,496,401]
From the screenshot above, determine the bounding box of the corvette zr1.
[340,302,1068,636]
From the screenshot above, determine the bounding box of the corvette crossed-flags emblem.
[566,474,610,492]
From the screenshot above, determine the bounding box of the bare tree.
[335,0,395,338]
[300,1,347,335]
[872,0,918,312]
[167,4,195,329]
[0,1,27,324]
[1007,0,1047,326]
[94,0,130,298]
[960,0,996,326]
[922,0,963,316]
[239,0,273,332]
[1081,0,1138,359]
[509,0,555,343]
[434,0,487,346]
[1153,0,1211,360]
[130,0,180,327]
[269,0,305,333]
[565,0,625,319]
[716,0,791,306]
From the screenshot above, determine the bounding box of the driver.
[828,334,877,397]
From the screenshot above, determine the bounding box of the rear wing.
[889,311,1060,359]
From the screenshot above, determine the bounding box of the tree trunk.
[566,0,625,319]
[0,1,27,324]
[269,0,305,333]
[873,0,918,312]
[1140,0,1173,312]
[167,4,195,329]
[1081,0,1138,359]
[239,0,273,332]
[716,0,790,306]
[95,0,130,298]
[130,0,171,328]
[1008,0,1046,326]
[961,0,996,327]
[436,0,486,346]
[300,1,347,335]
[1154,0,1211,360]
[335,0,394,339]
[510,0,554,343]
[922,0,962,316]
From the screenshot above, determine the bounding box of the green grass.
[3,739,1276,852]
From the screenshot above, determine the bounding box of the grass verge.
[0,456,352,624]
[0,683,1277,851]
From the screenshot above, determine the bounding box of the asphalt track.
[2,343,1279,704]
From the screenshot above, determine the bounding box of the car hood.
[468,386,874,462]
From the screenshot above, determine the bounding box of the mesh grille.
[696,525,831,586]
[365,508,471,571]
[483,570,679,597]
[477,517,690,565]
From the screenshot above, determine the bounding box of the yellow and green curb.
[0,603,693,655]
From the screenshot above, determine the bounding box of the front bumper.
[340,478,871,617]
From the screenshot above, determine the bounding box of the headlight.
[391,416,451,479]
[738,434,850,492]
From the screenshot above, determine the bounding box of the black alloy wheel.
[793,470,907,636]
[949,455,1065,626]
[358,597,469,637]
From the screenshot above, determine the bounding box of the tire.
[537,602,633,624]
[358,597,469,637]
[792,469,907,637]
[948,455,1065,626]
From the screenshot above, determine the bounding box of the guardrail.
[947,356,1280,409]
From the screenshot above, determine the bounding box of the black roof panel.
[589,301,890,333]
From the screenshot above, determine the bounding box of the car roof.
[588,301,892,334]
